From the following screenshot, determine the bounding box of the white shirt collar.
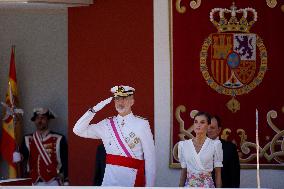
[117,112,134,123]
[38,129,50,140]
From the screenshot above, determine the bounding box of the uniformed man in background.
[207,115,240,188]
[13,108,68,186]
[73,85,156,187]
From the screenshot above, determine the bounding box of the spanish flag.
[0,46,21,178]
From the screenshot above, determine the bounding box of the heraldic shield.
[200,3,268,113]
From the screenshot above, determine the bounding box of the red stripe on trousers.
[106,154,145,187]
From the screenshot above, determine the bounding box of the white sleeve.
[140,120,156,187]
[178,141,186,168]
[214,139,223,168]
[73,110,106,139]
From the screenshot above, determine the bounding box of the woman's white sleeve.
[178,141,186,168]
[214,140,223,168]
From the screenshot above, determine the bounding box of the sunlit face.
[34,114,49,132]
[193,115,209,135]
[207,117,221,140]
[114,95,134,116]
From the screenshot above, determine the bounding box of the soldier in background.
[13,108,68,186]
[93,143,106,186]
[207,115,240,188]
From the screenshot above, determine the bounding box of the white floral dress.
[178,138,223,188]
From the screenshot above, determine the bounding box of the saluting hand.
[93,97,113,112]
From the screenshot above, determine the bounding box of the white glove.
[92,97,113,112]
[13,151,22,163]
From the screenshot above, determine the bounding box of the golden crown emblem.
[117,86,125,93]
[210,2,257,33]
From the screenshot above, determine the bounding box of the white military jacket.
[73,110,156,187]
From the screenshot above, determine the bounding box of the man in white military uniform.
[73,85,156,187]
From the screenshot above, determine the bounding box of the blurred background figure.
[13,108,68,186]
[93,143,106,186]
[208,115,240,188]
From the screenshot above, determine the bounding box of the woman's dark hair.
[194,111,211,124]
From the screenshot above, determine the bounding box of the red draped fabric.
[170,0,284,168]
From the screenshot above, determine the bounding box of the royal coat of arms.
[200,3,268,113]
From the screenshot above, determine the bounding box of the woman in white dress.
[178,112,223,188]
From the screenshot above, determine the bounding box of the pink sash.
[109,118,132,158]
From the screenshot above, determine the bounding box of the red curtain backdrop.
[68,0,154,185]
[170,0,284,168]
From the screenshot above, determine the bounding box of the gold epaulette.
[135,115,147,120]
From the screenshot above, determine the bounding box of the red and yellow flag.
[0,46,21,178]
